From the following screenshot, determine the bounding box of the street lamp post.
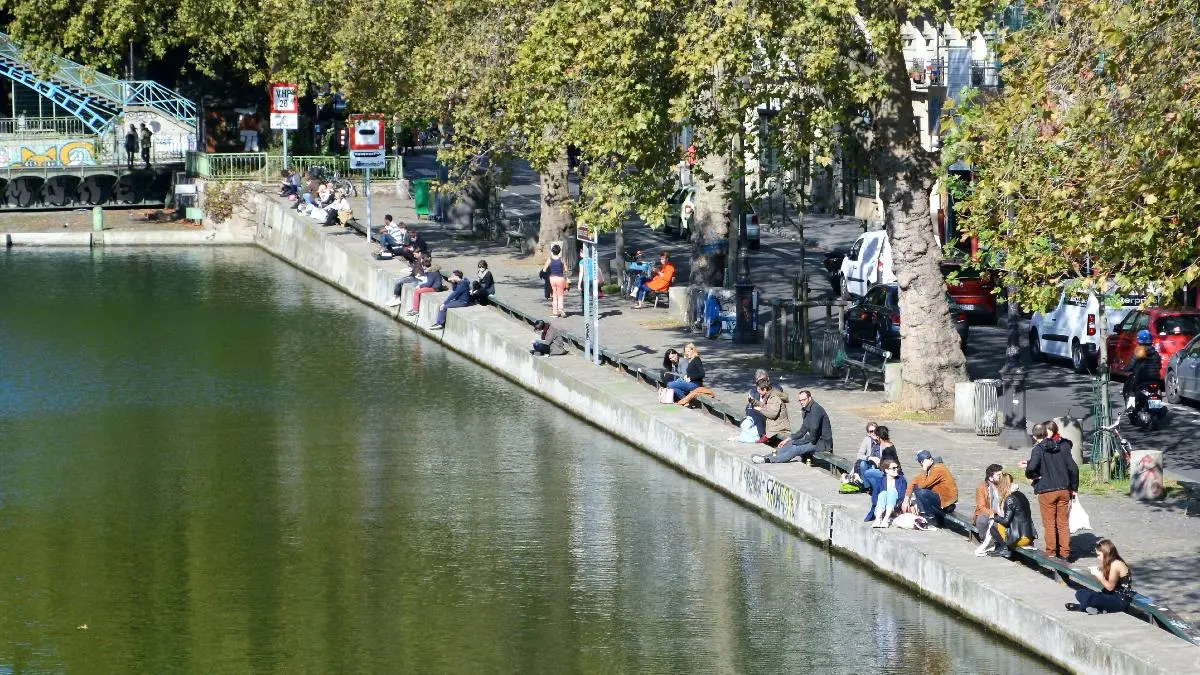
[732,124,756,344]
[998,285,1028,449]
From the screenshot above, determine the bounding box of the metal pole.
[591,242,600,365]
[282,129,289,171]
[726,128,742,289]
[365,168,372,247]
[583,244,592,361]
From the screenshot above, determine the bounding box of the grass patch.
[1009,464,1183,499]
[850,402,953,424]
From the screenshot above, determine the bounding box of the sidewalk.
[345,189,1200,625]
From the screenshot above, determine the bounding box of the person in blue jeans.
[1066,539,1135,615]
[431,270,469,329]
[752,390,831,464]
[665,343,704,401]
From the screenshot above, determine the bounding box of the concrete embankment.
[2,229,251,248]
[248,196,1198,674]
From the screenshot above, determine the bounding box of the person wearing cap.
[531,320,568,356]
[904,450,958,525]
[751,390,830,464]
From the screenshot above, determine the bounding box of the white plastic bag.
[736,417,760,443]
[1068,496,1092,533]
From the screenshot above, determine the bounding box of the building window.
[844,140,876,199]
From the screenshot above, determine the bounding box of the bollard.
[92,206,103,232]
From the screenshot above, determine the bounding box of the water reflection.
[0,249,1055,673]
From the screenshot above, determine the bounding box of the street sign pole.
[282,129,288,170]
[583,245,592,361]
[590,242,600,365]
[365,168,373,249]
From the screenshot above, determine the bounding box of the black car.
[843,283,969,356]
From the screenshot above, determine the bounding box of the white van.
[1029,288,1143,373]
[839,230,896,298]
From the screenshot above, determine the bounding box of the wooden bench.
[843,344,891,391]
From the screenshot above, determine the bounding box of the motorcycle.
[1128,381,1169,430]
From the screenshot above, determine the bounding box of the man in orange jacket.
[905,450,959,526]
[634,251,676,308]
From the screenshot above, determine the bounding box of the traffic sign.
[270,82,298,130]
[348,114,386,169]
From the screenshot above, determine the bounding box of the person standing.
[1020,421,1079,561]
[751,390,831,464]
[542,244,568,318]
[124,125,138,169]
[139,122,153,168]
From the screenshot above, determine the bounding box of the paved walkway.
[330,189,1200,625]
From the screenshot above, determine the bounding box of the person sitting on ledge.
[431,270,469,330]
[470,260,495,305]
[903,450,958,527]
[850,422,881,484]
[377,215,408,255]
[384,256,430,308]
[1066,538,1135,615]
[665,343,705,402]
[531,320,568,356]
[399,230,430,266]
[406,264,444,317]
[976,472,1037,558]
[746,378,789,445]
[751,390,831,464]
[866,459,907,527]
[972,464,1005,546]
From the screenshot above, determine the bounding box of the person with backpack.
[542,244,568,318]
[1019,421,1079,561]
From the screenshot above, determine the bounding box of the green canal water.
[0,248,1055,673]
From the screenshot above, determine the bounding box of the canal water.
[0,249,1055,673]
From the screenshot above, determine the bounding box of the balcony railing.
[0,116,89,136]
[971,61,1002,88]
[908,58,946,87]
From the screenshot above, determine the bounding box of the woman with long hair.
[1066,539,1134,614]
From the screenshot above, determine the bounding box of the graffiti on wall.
[0,139,97,167]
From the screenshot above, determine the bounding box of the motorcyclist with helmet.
[1124,329,1163,412]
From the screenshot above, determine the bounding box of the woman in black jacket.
[470,260,495,305]
[977,473,1038,558]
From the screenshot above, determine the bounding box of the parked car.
[940,261,998,324]
[838,230,896,298]
[843,282,968,356]
[1108,308,1200,379]
[1165,334,1200,404]
[1029,287,1143,374]
[662,187,760,248]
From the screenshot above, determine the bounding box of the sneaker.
[1085,606,1099,615]
[430,324,444,330]
[751,454,767,464]
[1064,603,1082,612]
[385,297,402,307]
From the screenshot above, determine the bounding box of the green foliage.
[947,0,1200,312]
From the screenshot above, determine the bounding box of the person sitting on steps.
[751,390,831,464]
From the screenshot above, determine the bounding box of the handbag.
[1068,496,1092,533]
[657,387,675,404]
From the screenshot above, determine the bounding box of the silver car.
[1166,334,1200,404]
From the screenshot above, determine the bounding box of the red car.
[1108,308,1200,380]
[941,261,997,324]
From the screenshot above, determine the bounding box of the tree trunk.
[690,148,731,286]
[871,35,967,410]
[535,148,577,273]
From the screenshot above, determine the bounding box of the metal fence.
[0,116,89,136]
[186,152,403,181]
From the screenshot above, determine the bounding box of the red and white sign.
[270,82,298,130]
[348,114,386,169]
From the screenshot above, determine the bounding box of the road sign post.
[270,82,299,169]
[349,114,387,251]
[578,222,600,365]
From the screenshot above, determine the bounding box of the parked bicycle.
[307,165,358,198]
[1093,414,1133,480]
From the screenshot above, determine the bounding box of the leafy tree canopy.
[947,0,1200,312]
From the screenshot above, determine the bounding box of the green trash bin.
[413,179,432,217]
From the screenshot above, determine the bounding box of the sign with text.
[270,82,298,130]
[348,114,386,169]
[576,221,597,244]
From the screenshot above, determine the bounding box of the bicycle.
[1093,415,1133,480]
[307,165,358,198]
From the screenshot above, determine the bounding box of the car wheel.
[1029,330,1045,362]
[1166,371,1182,404]
[838,275,850,301]
[1071,340,1088,374]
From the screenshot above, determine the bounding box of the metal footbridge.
[0,32,196,135]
